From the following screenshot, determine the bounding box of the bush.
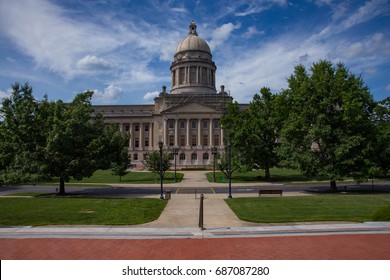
[372,206,390,221]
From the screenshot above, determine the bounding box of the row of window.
[133,134,220,148]
[132,152,215,161]
[121,120,220,133]
[168,119,220,129]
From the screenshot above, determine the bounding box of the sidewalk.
[1,171,390,260]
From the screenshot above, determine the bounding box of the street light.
[211,146,218,182]
[172,146,179,182]
[227,144,232,199]
[158,140,164,199]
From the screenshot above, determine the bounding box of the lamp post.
[172,146,179,182]
[227,144,232,199]
[211,146,218,182]
[158,141,164,199]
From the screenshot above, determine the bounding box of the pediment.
[163,102,219,114]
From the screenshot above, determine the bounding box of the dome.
[175,21,211,55]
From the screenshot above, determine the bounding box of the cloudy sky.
[0,0,389,105]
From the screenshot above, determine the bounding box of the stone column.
[209,118,213,146]
[129,123,133,149]
[139,123,143,149]
[186,119,190,147]
[197,119,202,147]
[149,122,153,150]
[220,127,224,147]
[163,118,167,147]
[174,118,179,146]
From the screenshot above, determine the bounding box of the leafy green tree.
[143,151,171,178]
[0,83,47,184]
[278,60,376,191]
[371,97,390,176]
[45,91,128,194]
[0,83,128,194]
[221,87,282,179]
[216,148,243,180]
[110,129,131,182]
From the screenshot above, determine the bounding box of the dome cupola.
[170,21,217,95]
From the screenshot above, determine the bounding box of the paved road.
[1,182,389,198]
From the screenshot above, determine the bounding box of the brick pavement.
[1,234,389,260]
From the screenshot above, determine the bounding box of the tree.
[216,148,243,180]
[45,91,128,194]
[111,130,131,182]
[278,60,376,191]
[143,151,171,178]
[220,87,282,179]
[0,83,128,194]
[0,83,47,184]
[371,97,390,176]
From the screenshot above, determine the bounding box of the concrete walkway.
[137,171,252,228]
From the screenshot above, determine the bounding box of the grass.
[206,168,329,183]
[225,194,390,223]
[43,169,184,185]
[0,197,167,226]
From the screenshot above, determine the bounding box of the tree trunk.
[59,177,66,195]
[264,167,271,180]
[329,180,337,192]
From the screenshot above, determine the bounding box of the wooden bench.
[258,189,283,196]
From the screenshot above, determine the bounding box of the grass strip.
[225,194,390,223]
[0,197,167,226]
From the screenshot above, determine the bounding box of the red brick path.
[1,234,389,260]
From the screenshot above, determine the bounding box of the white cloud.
[243,26,265,38]
[209,22,241,50]
[235,0,287,16]
[143,91,160,103]
[76,55,114,72]
[92,84,123,104]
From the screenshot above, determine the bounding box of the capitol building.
[93,21,234,168]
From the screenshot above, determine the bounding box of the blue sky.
[0,0,389,105]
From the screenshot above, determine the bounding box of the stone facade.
[93,21,233,169]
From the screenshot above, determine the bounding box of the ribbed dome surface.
[175,34,211,54]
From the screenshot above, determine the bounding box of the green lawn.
[0,197,167,226]
[206,168,329,183]
[225,194,390,223]
[44,169,184,185]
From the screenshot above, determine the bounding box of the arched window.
[203,153,209,160]
[179,153,186,160]
[191,153,197,160]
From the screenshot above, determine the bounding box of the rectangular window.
[203,135,208,146]
[191,121,197,129]
[180,135,186,146]
[135,138,139,148]
[145,125,149,132]
[169,135,174,146]
[125,125,130,132]
[203,120,208,129]
[134,154,138,160]
[180,120,185,129]
[191,135,197,146]
[145,138,149,147]
[214,120,220,129]
[168,120,174,129]
[214,135,220,146]
[135,125,139,132]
